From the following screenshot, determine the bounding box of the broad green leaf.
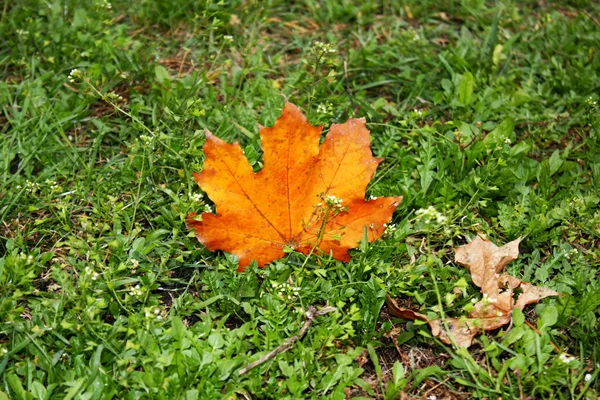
[538,304,558,331]
[512,307,525,326]
[483,118,514,146]
[6,374,27,400]
[548,150,563,176]
[155,65,171,84]
[391,361,405,385]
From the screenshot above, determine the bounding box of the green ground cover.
[1,0,599,398]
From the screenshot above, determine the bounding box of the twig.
[177,49,190,77]
[524,320,561,353]
[238,305,337,375]
[582,10,600,29]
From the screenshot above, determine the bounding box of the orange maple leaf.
[187,102,402,271]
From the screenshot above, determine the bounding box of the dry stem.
[238,305,337,375]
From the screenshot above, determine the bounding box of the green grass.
[1,0,599,398]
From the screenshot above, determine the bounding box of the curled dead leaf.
[387,235,560,347]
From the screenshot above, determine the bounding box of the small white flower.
[140,135,152,145]
[559,353,576,364]
[584,373,592,382]
[384,223,396,235]
[204,204,213,213]
[128,284,143,296]
[68,68,82,83]
[504,138,512,144]
[223,35,234,42]
[369,195,378,200]
[325,195,344,208]
[314,41,336,54]
[415,205,447,226]
[130,259,139,269]
[190,192,203,202]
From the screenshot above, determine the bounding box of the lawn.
[1,0,599,398]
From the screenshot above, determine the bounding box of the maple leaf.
[187,102,402,271]
[387,235,559,347]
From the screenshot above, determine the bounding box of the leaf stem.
[299,204,332,270]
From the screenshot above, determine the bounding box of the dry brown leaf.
[387,235,560,347]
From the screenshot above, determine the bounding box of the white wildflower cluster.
[383,223,396,236]
[189,192,204,203]
[140,134,152,145]
[68,69,82,83]
[324,195,344,209]
[272,281,300,301]
[369,195,378,200]
[314,41,336,54]
[223,35,234,43]
[504,137,512,144]
[100,0,112,9]
[16,180,40,194]
[565,247,579,259]
[482,293,498,304]
[415,206,447,224]
[84,266,99,281]
[558,353,577,364]
[204,204,214,213]
[103,91,124,102]
[316,102,333,115]
[144,307,163,320]
[16,29,30,36]
[128,284,143,297]
[585,373,592,382]
[16,252,35,265]
[568,197,585,213]
[45,179,61,192]
[586,96,597,107]
[413,108,423,116]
